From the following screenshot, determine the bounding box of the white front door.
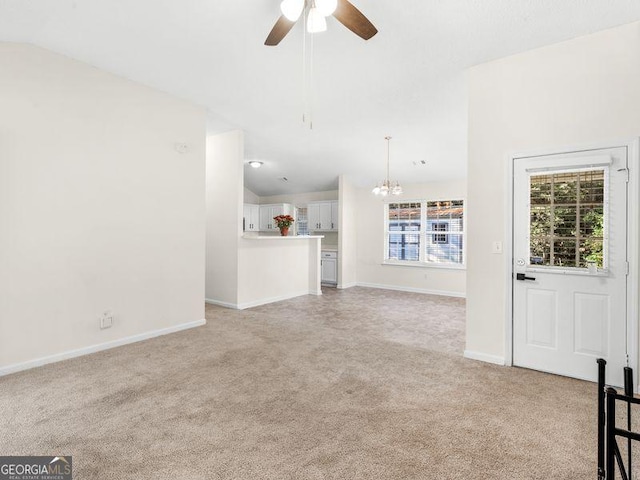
[512,147,629,386]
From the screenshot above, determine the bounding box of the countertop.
[242,235,324,240]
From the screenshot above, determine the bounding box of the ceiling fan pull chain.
[302,1,307,125]
[308,24,314,130]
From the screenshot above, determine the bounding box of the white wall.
[244,187,260,204]
[355,180,467,296]
[338,175,358,288]
[0,44,206,373]
[467,21,640,362]
[258,190,338,205]
[205,130,244,306]
[238,237,322,308]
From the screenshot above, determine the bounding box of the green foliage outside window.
[529,170,604,268]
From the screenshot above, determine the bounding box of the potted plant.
[273,214,295,236]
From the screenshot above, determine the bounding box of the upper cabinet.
[308,201,338,232]
[258,203,293,232]
[243,204,260,232]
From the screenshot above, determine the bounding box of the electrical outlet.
[99,310,114,330]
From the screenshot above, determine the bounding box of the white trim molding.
[337,282,358,290]
[205,298,238,309]
[237,291,315,310]
[356,282,466,298]
[207,291,320,310]
[0,319,206,377]
[464,350,506,366]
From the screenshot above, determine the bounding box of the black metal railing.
[598,358,637,480]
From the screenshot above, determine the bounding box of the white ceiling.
[2,1,640,195]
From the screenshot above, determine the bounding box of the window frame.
[526,166,609,272]
[383,198,466,270]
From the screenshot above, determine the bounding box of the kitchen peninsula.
[236,234,324,308]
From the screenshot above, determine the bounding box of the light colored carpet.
[0,287,597,479]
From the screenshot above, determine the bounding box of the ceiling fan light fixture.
[280,0,304,22]
[307,7,327,33]
[316,0,337,16]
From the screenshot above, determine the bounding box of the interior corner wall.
[338,175,357,288]
[355,180,467,296]
[244,187,260,204]
[0,43,207,372]
[466,21,640,362]
[205,130,244,306]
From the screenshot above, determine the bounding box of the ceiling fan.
[265,0,378,46]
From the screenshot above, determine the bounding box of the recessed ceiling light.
[248,161,263,169]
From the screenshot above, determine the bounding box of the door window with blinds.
[385,200,465,266]
[528,168,607,269]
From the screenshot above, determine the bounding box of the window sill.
[382,260,466,271]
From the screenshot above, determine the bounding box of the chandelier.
[372,136,403,196]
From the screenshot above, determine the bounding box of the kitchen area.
[243,197,339,287]
[205,131,356,310]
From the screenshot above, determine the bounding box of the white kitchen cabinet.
[259,206,274,231]
[259,203,293,232]
[307,203,320,231]
[308,201,338,231]
[321,250,338,284]
[331,201,339,230]
[243,204,260,232]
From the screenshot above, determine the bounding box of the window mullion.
[420,202,426,263]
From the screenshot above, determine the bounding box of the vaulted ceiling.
[2,1,640,195]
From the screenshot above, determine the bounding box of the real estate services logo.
[0,456,72,480]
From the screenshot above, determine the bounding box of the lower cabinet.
[321,251,338,284]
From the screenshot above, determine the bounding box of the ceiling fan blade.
[332,0,378,40]
[265,15,296,46]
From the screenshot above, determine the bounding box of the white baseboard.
[463,350,505,366]
[0,319,206,377]
[206,291,316,310]
[205,298,238,309]
[237,290,311,310]
[356,282,466,298]
[337,282,357,290]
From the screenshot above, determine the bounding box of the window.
[296,207,309,236]
[426,200,464,264]
[385,199,465,267]
[529,169,605,268]
[387,202,421,261]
